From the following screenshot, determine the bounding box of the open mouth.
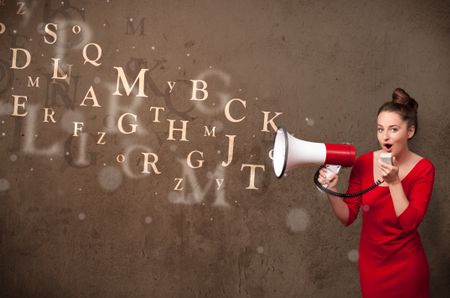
[384,143,393,151]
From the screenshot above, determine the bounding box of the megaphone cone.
[272,127,356,178]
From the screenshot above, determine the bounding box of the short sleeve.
[343,156,364,226]
[397,159,435,233]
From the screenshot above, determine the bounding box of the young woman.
[319,88,435,298]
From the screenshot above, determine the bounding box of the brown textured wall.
[1,0,449,297]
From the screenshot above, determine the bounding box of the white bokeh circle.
[286,208,310,232]
[97,166,123,192]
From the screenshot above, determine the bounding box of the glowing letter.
[240,164,265,190]
[149,106,165,122]
[43,108,56,123]
[97,132,106,145]
[174,178,183,191]
[44,23,57,44]
[112,66,148,97]
[73,122,84,136]
[187,150,204,169]
[11,95,28,117]
[261,111,283,132]
[51,58,72,83]
[189,80,208,101]
[142,152,162,174]
[117,113,138,134]
[83,43,102,67]
[80,86,101,107]
[222,135,236,167]
[10,48,31,69]
[27,76,40,87]
[204,126,216,137]
[224,98,246,123]
[167,81,176,93]
[167,119,189,141]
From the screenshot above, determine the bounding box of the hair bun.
[392,88,418,112]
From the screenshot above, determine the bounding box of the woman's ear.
[407,125,416,139]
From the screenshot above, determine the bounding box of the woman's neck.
[392,149,412,165]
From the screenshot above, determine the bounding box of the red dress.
[343,152,435,298]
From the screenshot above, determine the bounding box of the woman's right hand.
[318,167,339,189]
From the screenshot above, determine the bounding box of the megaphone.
[272,127,356,178]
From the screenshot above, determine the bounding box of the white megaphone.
[272,127,356,178]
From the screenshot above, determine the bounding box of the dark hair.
[377,88,419,139]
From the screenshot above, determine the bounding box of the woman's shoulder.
[407,153,435,181]
[414,154,435,172]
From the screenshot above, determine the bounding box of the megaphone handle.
[322,164,341,188]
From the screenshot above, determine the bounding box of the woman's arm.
[378,156,410,216]
[319,169,350,225]
[388,181,409,216]
[379,157,435,232]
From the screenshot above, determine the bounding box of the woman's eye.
[391,128,398,133]
[377,128,383,133]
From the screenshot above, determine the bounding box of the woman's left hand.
[378,156,401,185]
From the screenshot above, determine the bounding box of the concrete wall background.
[1,0,449,297]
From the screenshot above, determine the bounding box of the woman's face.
[376,111,415,156]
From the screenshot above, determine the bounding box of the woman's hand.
[318,167,339,189]
[377,156,401,185]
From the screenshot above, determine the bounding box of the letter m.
[126,17,145,36]
[112,66,149,97]
[204,126,216,137]
[27,76,40,88]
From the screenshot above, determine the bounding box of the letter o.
[116,154,125,163]
[72,25,81,34]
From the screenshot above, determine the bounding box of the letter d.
[11,48,31,69]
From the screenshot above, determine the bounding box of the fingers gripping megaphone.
[272,128,383,197]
